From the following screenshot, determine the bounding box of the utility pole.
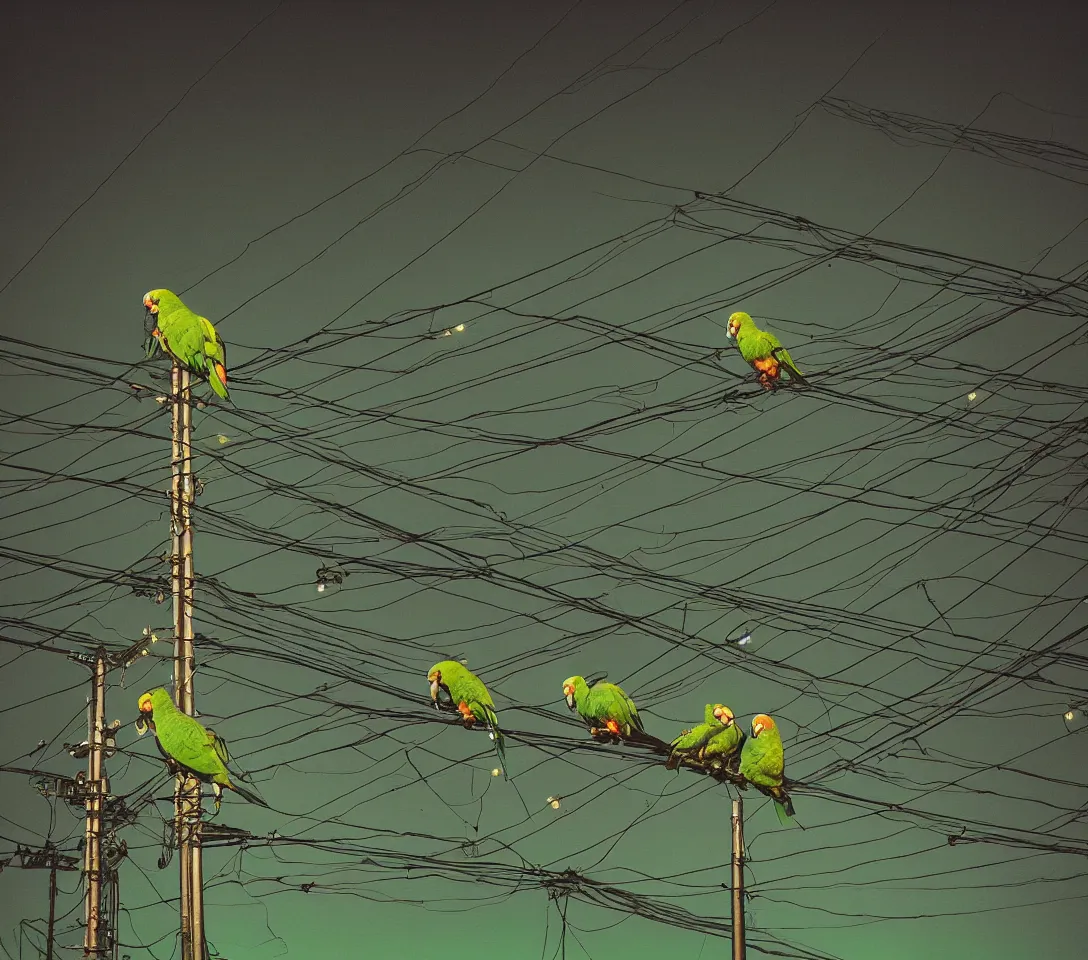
[731,798,746,960]
[47,852,57,960]
[5,670,119,960]
[103,836,127,960]
[170,361,206,960]
[4,846,79,960]
[62,650,130,960]
[74,648,110,957]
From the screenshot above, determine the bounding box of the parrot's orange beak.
[563,684,575,710]
[751,720,764,737]
[428,673,441,704]
[143,294,158,314]
[138,693,154,714]
[713,705,733,724]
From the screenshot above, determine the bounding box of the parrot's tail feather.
[229,780,270,808]
[770,347,808,385]
[773,793,797,826]
[783,362,809,385]
[492,730,508,777]
[209,365,230,401]
[489,724,532,819]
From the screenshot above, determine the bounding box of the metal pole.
[731,797,746,960]
[83,651,107,956]
[170,362,206,960]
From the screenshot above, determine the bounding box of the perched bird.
[726,311,806,391]
[668,703,745,772]
[428,661,509,777]
[136,688,266,811]
[667,703,727,769]
[562,675,645,740]
[143,288,230,401]
[702,704,745,772]
[738,713,796,824]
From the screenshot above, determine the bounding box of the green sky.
[2,2,1087,958]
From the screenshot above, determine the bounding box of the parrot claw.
[135,718,148,736]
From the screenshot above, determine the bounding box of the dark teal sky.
[3,2,1087,958]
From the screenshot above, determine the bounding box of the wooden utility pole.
[80,649,110,957]
[103,838,125,960]
[731,798,746,960]
[47,853,57,960]
[170,362,206,960]
[5,846,78,959]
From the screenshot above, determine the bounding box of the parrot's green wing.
[670,722,717,752]
[444,665,496,714]
[154,709,233,783]
[197,316,230,400]
[703,723,744,765]
[206,729,231,767]
[740,327,805,377]
[668,704,719,755]
[735,325,776,365]
[191,724,271,807]
[770,345,804,382]
[588,681,644,735]
[155,297,206,371]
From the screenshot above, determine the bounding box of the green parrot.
[667,703,723,769]
[667,703,744,771]
[703,705,746,772]
[726,311,807,391]
[143,288,230,401]
[137,688,266,810]
[562,675,645,740]
[738,713,796,824]
[428,661,509,777]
